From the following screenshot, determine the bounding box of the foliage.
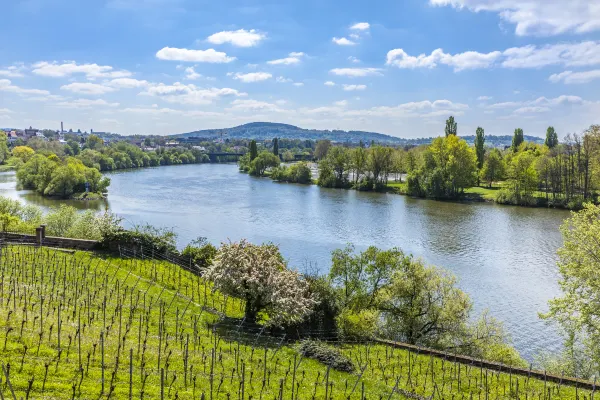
[181,236,218,269]
[474,127,486,170]
[248,151,280,176]
[541,203,600,378]
[100,223,178,254]
[445,116,457,137]
[17,155,110,198]
[298,340,355,373]
[512,128,524,152]
[272,137,279,156]
[0,131,9,163]
[329,245,524,365]
[249,139,258,160]
[314,139,332,160]
[270,162,312,184]
[318,146,351,188]
[205,240,316,326]
[545,126,559,149]
[406,135,477,199]
[496,151,538,206]
[12,145,35,162]
[480,148,505,187]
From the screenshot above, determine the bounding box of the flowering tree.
[206,240,316,326]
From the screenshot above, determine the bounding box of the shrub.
[335,308,379,340]
[298,340,355,373]
[182,237,218,269]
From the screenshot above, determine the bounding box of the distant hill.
[170,122,544,147]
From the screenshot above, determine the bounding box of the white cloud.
[293,82,304,87]
[32,61,131,79]
[350,22,370,31]
[0,65,25,78]
[330,67,383,77]
[156,47,236,63]
[386,48,501,71]
[228,99,285,112]
[276,76,293,83]
[60,82,116,95]
[343,84,367,91]
[334,100,348,106]
[141,82,246,105]
[184,67,201,80]
[267,52,305,65]
[324,81,336,86]
[0,108,14,114]
[429,0,600,36]
[56,98,120,108]
[206,29,266,47]
[478,96,492,100]
[120,106,223,118]
[232,72,272,82]
[107,78,149,88]
[549,70,600,84]
[332,37,356,46]
[513,106,551,114]
[348,56,361,63]
[0,78,51,96]
[387,41,600,71]
[487,95,584,115]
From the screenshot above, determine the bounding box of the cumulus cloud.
[267,52,305,65]
[0,79,51,96]
[140,82,246,105]
[486,95,584,115]
[429,0,600,36]
[293,82,304,87]
[478,96,492,101]
[350,22,370,31]
[324,81,336,86]
[156,47,236,63]
[334,100,348,106]
[0,65,25,78]
[228,99,285,112]
[32,61,131,79]
[60,82,116,95]
[55,98,120,108]
[342,84,367,91]
[232,72,272,82]
[106,78,149,88]
[549,70,600,84]
[348,56,361,63]
[332,37,356,46]
[330,67,383,77]
[386,41,600,71]
[206,29,266,47]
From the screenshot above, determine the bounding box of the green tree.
[272,137,279,156]
[545,126,559,149]
[445,116,457,137]
[512,128,524,152]
[317,146,349,188]
[541,204,600,378]
[0,131,9,164]
[474,127,486,170]
[85,134,103,150]
[480,148,505,187]
[249,140,258,161]
[12,146,35,163]
[314,140,331,160]
[249,152,280,176]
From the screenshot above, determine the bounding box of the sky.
[1,0,600,139]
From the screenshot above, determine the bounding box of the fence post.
[40,224,46,239]
[35,227,43,246]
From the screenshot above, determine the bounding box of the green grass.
[0,245,591,399]
[464,185,503,201]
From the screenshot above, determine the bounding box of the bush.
[271,162,312,184]
[298,340,355,373]
[335,308,379,340]
[182,237,218,269]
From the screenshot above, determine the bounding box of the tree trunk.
[244,298,258,323]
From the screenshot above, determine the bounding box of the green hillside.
[0,245,590,399]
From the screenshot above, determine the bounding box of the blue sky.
[1,0,599,138]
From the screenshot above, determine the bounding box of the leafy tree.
[545,126,559,149]
[271,162,312,184]
[314,140,331,160]
[541,204,600,378]
[512,128,524,152]
[349,146,368,184]
[0,131,9,164]
[496,151,538,205]
[272,137,279,156]
[85,134,103,150]
[206,240,316,325]
[317,146,350,188]
[480,148,505,187]
[474,127,486,170]
[249,140,258,161]
[181,237,217,269]
[249,151,280,176]
[12,146,35,162]
[445,116,457,137]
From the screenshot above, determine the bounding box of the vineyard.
[0,244,595,399]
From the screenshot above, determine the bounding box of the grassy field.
[0,245,593,399]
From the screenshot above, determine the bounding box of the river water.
[0,164,571,360]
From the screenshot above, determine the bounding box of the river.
[0,164,570,360]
